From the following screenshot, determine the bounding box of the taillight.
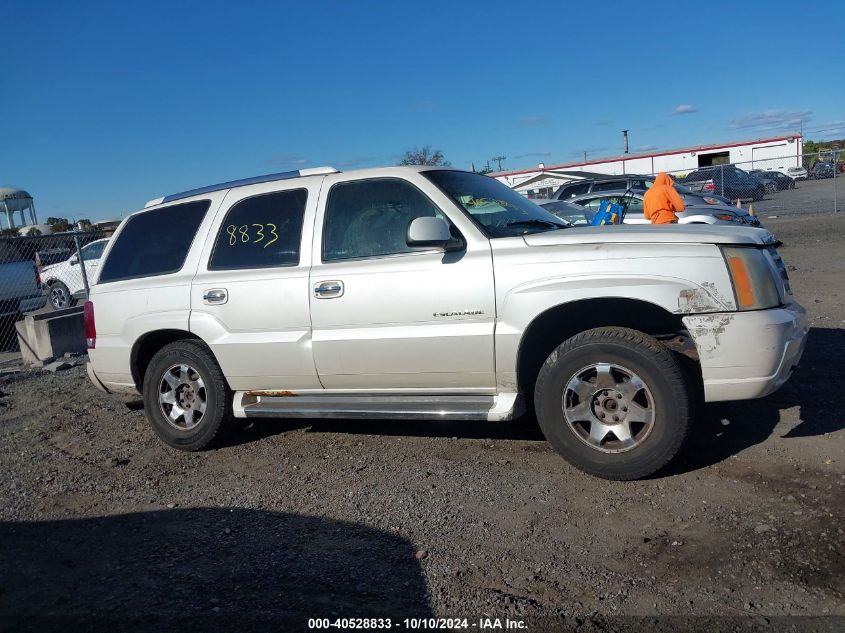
[34,265,41,286]
[703,182,716,191]
[84,300,96,349]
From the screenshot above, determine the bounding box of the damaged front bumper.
[683,301,808,402]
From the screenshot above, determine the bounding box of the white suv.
[85,166,807,479]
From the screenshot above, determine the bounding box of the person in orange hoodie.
[643,172,685,224]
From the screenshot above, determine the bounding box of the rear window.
[98,200,210,283]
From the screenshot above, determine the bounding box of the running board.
[233,392,522,422]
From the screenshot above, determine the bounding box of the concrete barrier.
[15,305,86,367]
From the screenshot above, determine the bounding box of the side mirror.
[69,255,79,266]
[406,216,452,248]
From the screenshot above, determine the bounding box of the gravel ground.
[1,214,843,632]
[749,177,844,216]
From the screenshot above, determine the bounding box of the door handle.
[203,288,228,305]
[314,280,344,299]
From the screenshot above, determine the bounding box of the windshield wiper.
[505,218,570,230]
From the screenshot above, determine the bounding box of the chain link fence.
[660,151,842,217]
[0,230,107,353]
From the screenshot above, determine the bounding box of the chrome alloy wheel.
[158,364,207,431]
[50,285,70,309]
[562,362,655,453]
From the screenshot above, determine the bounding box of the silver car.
[543,190,760,227]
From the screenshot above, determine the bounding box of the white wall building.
[493,135,804,197]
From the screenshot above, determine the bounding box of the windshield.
[425,170,568,238]
[642,176,694,195]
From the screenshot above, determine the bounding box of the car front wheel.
[142,340,233,451]
[534,327,692,480]
[48,281,75,310]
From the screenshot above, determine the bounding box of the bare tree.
[398,146,451,166]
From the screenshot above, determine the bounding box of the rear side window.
[592,181,625,192]
[209,189,307,270]
[556,182,590,199]
[98,200,210,283]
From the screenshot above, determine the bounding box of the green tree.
[25,227,42,236]
[46,217,70,233]
[398,146,451,166]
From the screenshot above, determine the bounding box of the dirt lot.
[1,214,843,632]
[752,177,844,216]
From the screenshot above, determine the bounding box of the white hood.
[523,224,775,247]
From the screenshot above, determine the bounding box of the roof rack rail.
[145,166,339,207]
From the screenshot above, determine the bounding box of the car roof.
[561,173,652,185]
[143,164,451,209]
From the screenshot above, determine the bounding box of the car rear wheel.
[534,327,692,480]
[48,281,75,310]
[142,340,233,451]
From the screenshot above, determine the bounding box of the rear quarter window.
[98,200,210,283]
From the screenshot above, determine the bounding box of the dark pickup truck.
[0,241,47,339]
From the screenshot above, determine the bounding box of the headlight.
[722,246,781,310]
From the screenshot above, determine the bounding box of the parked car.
[680,166,766,202]
[551,190,760,227]
[743,170,778,193]
[749,170,795,191]
[40,238,109,309]
[86,166,806,480]
[551,174,733,206]
[0,241,47,340]
[775,166,807,181]
[535,200,593,225]
[811,162,835,179]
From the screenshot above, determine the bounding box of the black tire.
[142,340,233,451]
[48,281,75,310]
[534,327,692,480]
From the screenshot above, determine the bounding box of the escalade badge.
[433,310,484,317]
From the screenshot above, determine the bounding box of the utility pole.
[491,155,506,171]
[622,130,629,154]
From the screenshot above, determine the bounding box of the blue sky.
[3,0,844,221]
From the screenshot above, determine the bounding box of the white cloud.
[517,116,548,127]
[264,155,310,169]
[729,109,812,130]
[673,104,698,115]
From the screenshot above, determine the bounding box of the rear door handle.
[203,288,228,305]
[314,280,344,299]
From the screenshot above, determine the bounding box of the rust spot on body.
[245,390,297,397]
